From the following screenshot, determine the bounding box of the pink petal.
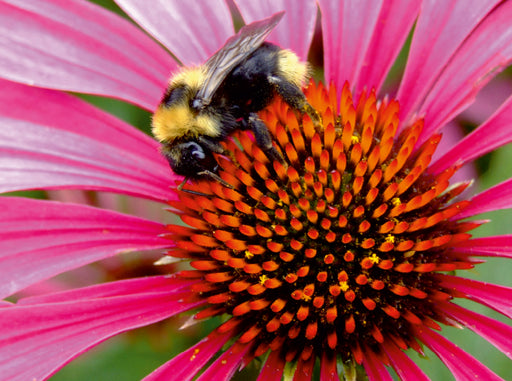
[235,0,317,61]
[438,275,512,319]
[415,0,512,142]
[455,178,512,219]
[397,0,501,126]
[15,277,71,298]
[439,302,512,360]
[430,121,478,185]
[19,275,195,305]
[143,330,233,381]
[459,75,512,125]
[0,197,174,299]
[320,352,340,381]
[318,0,383,96]
[430,93,512,174]
[46,189,93,206]
[195,342,252,381]
[46,190,172,222]
[0,277,202,381]
[95,192,173,221]
[115,0,233,65]
[382,341,430,381]
[293,356,315,381]
[0,79,177,201]
[355,0,421,95]
[362,348,393,381]
[414,326,504,381]
[257,350,285,381]
[451,235,512,259]
[0,0,176,110]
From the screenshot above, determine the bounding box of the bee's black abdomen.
[220,43,281,115]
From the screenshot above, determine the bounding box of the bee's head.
[161,140,217,178]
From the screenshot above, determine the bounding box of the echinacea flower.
[1,0,512,380]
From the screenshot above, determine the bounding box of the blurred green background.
[43,1,512,380]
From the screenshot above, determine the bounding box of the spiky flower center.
[166,82,476,367]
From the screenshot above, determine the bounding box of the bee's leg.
[177,174,233,196]
[177,179,208,196]
[196,170,234,189]
[197,136,225,154]
[268,75,322,131]
[198,136,237,165]
[176,177,209,196]
[248,113,287,168]
[177,177,189,191]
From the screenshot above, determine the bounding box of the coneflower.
[1,1,512,380]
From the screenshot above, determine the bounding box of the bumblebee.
[152,12,319,190]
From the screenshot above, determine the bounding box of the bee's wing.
[196,11,284,106]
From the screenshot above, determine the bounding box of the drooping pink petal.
[318,0,383,97]
[381,341,430,381]
[257,350,286,381]
[0,80,160,161]
[0,0,176,110]
[95,191,173,221]
[414,0,512,143]
[455,178,512,219]
[459,74,512,125]
[362,348,393,381]
[115,0,233,66]
[234,0,317,62]
[18,275,195,305]
[438,275,512,319]
[414,326,504,381]
[319,352,340,381]
[429,93,512,174]
[0,197,174,299]
[293,355,315,381]
[354,0,421,95]
[15,277,71,298]
[195,342,252,381]
[0,277,203,381]
[397,0,502,126]
[46,189,93,206]
[451,235,512,259]
[430,121,478,185]
[47,189,173,223]
[143,330,233,381]
[439,302,512,360]
[0,79,176,201]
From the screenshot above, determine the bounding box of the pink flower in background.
[1,0,512,380]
